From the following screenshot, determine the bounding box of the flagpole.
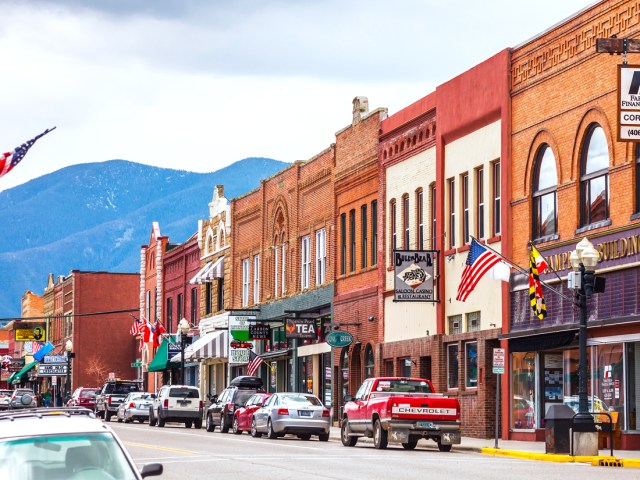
[470,236,573,303]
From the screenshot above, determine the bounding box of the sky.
[0,0,594,192]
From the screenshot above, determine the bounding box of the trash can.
[545,404,574,454]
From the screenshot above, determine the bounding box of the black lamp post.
[569,237,599,426]
[65,340,74,404]
[178,318,190,385]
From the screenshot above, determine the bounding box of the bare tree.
[84,355,111,386]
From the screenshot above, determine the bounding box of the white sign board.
[38,364,68,376]
[493,348,505,374]
[228,315,255,364]
[618,65,640,141]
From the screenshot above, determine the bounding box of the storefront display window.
[595,343,624,428]
[364,345,374,379]
[323,352,332,407]
[447,344,458,390]
[627,342,639,431]
[511,352,536,430]
[341,348,349,400]
[465,342,477,388]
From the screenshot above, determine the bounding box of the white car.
[117,392,155,424]
[149,385,203,429]
[0,407,162,480]
[0,390,12,410]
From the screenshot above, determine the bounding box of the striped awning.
[170,330,228,362]
[189,257,224,284]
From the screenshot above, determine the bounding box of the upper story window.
[340,213,347,275]
[390,200,397,252]
[532,145,558,239]
[361,205,368,268]
[371,200,378,265]
[492,161,501,235]
[274,244,279,298]
[403,195,410,250]
[462,173,470,245]
[417,190,424,250]
[301,235,311,290]
[476,168,484,239]
[580,125,609,226]
[242,258,250,307]
[430,184,436,249]
[315,228,326,285]
[253,255,260,304]
[349,209,356,272]
[448,179,456,249]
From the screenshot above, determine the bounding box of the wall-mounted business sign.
[249,324,271,340]
[284,318,318,339]
[393,250,437,302]
[325,331,353,348]
[38,363,68,376]
[229,315,255,364]
[15,326,46,342]
[618,65,640,141]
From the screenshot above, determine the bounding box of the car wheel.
[194,417,202,429]
[104,410,112,422]
[220,414,230,433]
[298,433,311,441]
[373,419,388,450]
[206,413,215,432]
[437,441,452,452]
[185,420,193,428]
[117,414,123,423]
[341,418,358,447]
[158,411,166,428]
[233,417,242,435]
[267,419,278,439]
[402,441,418,450]
[250,417,262,438]
[318,433,330,442]
[138,419,145,424]
[149,409,157,427]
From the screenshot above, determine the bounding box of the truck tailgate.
[388,396,459,421]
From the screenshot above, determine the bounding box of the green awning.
[148,337,179,372]
[7,372,16,384]
[11,361,37,385]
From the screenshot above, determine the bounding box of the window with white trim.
[462,173,469,245]
[448,314,461,334]
[315,228,326,285]
[242,258,250,307]
[274,247,279,298]
[253,255,260,304]
[301,235,311,290]
[466,311,480,332]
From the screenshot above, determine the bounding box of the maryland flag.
[529,245,548,320]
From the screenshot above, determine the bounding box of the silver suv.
[149,385,203,429]
[0,407,162,479]
[8,389,37,409]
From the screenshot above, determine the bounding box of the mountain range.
[0,158,289,320]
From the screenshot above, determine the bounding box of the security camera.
[332,325,340,331]
[368,316,375,322]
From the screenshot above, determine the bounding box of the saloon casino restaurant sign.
[393,250,437,302]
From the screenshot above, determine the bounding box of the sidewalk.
[328,427,640,468]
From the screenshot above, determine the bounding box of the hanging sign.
[393,250,437,302]
[326,331,353,348]
[249,324,271,340]
[229,315,255,364]
[618,65,640,141]
[284,318,317,339]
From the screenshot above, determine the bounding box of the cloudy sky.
[1,0,592,192]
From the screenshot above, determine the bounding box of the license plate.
[299,410,312,417]
[142,403,150,408]
[417,421,434,428]
[178,400,191,406]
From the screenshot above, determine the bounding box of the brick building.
[333,97,388,411]
[507,0,640,449]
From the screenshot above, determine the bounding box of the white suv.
[149,385,203,429]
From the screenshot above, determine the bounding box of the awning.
[170,330,228,362]
[148,337,180,372]
[7,372,16,384]
[11,361,37,385]
[190,257,224,284]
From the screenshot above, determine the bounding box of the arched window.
[341,348,349,401]
[532,145,558,239]
[580,125,609,225]
[364,345,374,379]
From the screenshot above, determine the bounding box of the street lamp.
[569,237,599,427]
[65,340,74,405]
[178,318,190,385]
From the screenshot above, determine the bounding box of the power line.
[0,308,139,322]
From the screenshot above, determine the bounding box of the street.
[111,421,638,480]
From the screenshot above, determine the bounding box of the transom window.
[580,125,609,226]
[532,145,558,239]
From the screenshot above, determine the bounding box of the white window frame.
[316,228,326,285]
[242,258,250,307]
[281,243,286,294]
[301,235,311,290]
[253,255,260,304]
[274,247,279,298]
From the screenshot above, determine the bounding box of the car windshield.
[80,390,98,399]
[169,388,198,399]
[280,395,322,406]
[107,384,140,395]
[372,379,433,395]
[0,432,137,480]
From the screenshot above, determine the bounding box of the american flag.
[247,350,266,377]
[456,238,502,302]
[31,341,44,355]
[129,317,143,336]
[0,127,56,179]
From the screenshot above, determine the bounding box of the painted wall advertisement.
[228,315,255,364]
[393,250,437,302]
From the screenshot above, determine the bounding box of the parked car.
[8,389,37,409]
[0,390,12,410]
[149,385,203,429]
[233,392,272,435]
[117,392,155,424]
[0,407,162,479]
[67,387,101,410]
[206,376,264,433]
[95,379,142,422]
[252,392,331,441]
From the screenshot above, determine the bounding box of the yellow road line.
[123,441,198,455]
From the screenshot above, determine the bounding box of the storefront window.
[595,343,624,427]
[465,342,477,388]
[341,348,349,401]
[447,344,459,390]
[323,352,332,407]
[627,342,639,431]
[511,352,536,430]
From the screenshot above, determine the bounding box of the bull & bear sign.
[393,250,437,302]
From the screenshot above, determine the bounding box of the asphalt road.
[110,421,638,480]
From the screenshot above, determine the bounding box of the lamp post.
[65,340,73,404]
[178,318,190,385]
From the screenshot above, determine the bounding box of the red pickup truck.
[341,377,461,451]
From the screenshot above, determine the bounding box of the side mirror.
[344,395,354,403]
[140,463,163,478]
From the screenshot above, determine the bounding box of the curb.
[481,448,640,468]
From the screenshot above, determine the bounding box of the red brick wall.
[164,235,201,332]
